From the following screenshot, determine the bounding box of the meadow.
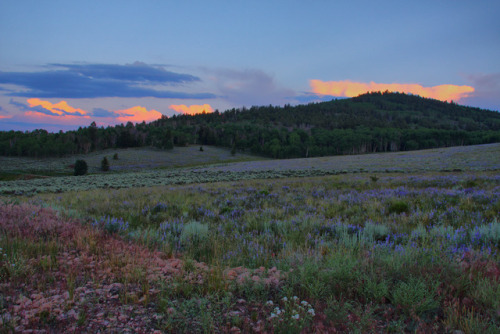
[1,144,499,333]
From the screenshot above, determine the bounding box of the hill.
[1,92,499,159]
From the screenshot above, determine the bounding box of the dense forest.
[1,92,499,159]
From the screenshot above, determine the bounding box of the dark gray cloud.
[50,62,199,83]
[92,107,118,117]
[0,62,216,99]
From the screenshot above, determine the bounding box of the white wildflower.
[308,308,316,316]
[282,296,288,302]
[269,313,277,319]
[293,296,299,301]
[301,300,309,306]
[292,314,300,320]
[266,300,274,306]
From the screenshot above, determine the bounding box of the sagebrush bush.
[473,220,500,245]
[387,200,410,214]
[362,222,390,241]
[180,221,209,246]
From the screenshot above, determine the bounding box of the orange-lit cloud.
[310,80,475,102]
[24,111,90,125]
[0,115,13,119]
[20,99,163,125]
[27,98,88,115]
[115,106,163,123]
[169,104,213,115]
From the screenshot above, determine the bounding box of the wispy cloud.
[0,62,216,99]
[206,68,295,107]
[169,104,213,115]
[310,80,475,102]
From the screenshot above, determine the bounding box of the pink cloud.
[169,104,213,115]
[310,80,475,102]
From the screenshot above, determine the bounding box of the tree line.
[1,92,499,159]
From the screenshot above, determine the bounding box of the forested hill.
[1,91,500,159]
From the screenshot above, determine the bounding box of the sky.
[0,0,499,132]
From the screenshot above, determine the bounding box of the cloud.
[461,73,500,111]
[92,108,117,118]
[8,98,164,126]
[52,61,199,83]
[27,98,87,116]
[114,106,163,123]
[310,80,475,102]
[206,68,295,106]
[23,110,90,123]
[169,104,213,115]
[466,73,500,98]
[0,62,216,99]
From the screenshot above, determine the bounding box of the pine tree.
[101,157,110,172]
[74,160,88,176]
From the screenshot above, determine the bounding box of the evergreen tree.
[74,160,88,176]
[101,157,110,172]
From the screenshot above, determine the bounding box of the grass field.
[1,144,499,332]
[0,145,267,179]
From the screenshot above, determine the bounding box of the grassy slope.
[0,145,267,178]
[1,144,500,332]
[0,143,498,195]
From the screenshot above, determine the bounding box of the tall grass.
[2,171,499,332]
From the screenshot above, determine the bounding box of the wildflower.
[282,296,288,302]
[269,313,277,319]
[301,300,309,306]
[266,300,274,306]
[293,296,299,301]
[292,314,300,320]
[308,308,316,316]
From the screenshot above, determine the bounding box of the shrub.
[93,216,129,235]
[180,221,209,246]
[387,200,410,214]
[74,160,88,176]
[113,153,119,160]
[101,157,110,172]
[472,220,500,245]
[391,277,439,315]
[362,222,390,241]
[199,146,204,152]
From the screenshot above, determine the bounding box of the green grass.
[1,143,500,332]
[0,145,267,176]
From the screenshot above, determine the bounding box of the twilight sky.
[1,0,499,131]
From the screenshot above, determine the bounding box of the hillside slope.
[1,92,499,158]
